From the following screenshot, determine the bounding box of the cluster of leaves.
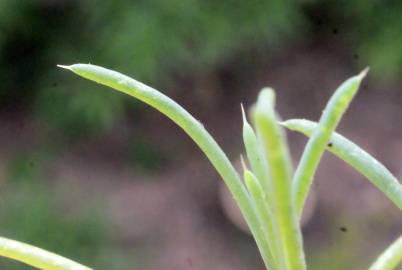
[0,63,401,268]
[8,63,397,270]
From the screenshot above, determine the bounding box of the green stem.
[368,235,402,270]
[292,69,368,218]
[282,119,402,211]
[0,236,92,270]
[253,88,306,270]
[59,64,273,269]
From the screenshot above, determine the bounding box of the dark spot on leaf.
[353,53,359,60]
[340,227,347,232]
[328,142,333,147]
[332,28,339,34]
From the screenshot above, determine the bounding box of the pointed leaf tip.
[240,154,248,171]
[256,87,276,111]
[57,64,72,70]
[240,103,247,123]
[358,67,369,80]
[278,120,288,126]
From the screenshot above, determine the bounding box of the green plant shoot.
[45,63,401,270]
[57,64,273,269]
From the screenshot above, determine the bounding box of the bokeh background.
[0,1,401,269]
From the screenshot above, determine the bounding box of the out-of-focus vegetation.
[0,0,304,135]
[305,0,402,79]
[0,1,401,269]
[0,149,134,269]
[0,183,105,269]
[0,1,400,136]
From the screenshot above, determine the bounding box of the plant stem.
[0,236,92,270]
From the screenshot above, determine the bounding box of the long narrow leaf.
[292,69,368,217]
[368,235,402,270]
[59,64,271,269]
[242,105,268,188]
[282,119,402,211]
[0,236,92,270]
[253,88,306,270]
[242,106,282,269]
[244,169,281,270]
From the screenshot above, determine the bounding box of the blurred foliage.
[346,0,402,80]
[6,151,42,184]
[307,0,402,80]
[0,123,150,268]
[0,183,107,269]
[0,1,400,137]
[0,151,137,269]
[0,0,303,136]
[128,139,168,172]
[0,2,400,268]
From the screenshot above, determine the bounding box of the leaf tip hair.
[240,103,247,123]
[239,154,248,172]
[358,67,370,80]
[57,64,73,70]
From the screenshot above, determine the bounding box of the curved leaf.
[0,236,91,270]
[59,64,271,269]
[292,69,368,217]
[368,235,402,270]
[282,119,402,211]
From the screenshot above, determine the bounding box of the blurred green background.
[0,1,401,269]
